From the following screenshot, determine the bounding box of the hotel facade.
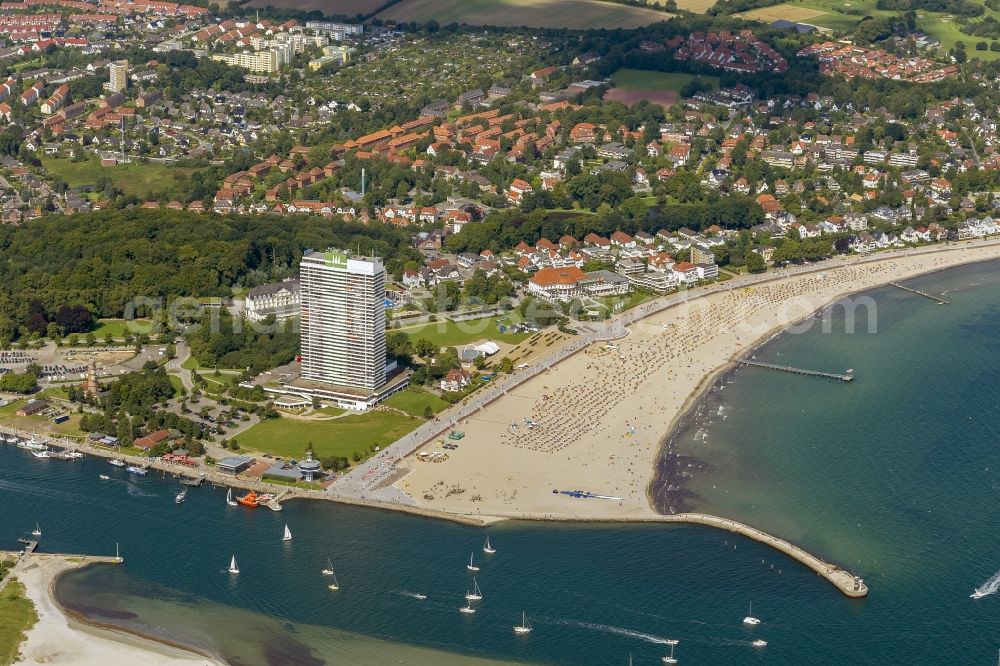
[300,249,386,391]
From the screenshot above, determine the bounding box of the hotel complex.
[300,249,386,391]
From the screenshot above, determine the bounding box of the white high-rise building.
[107,60,128,92]
[299,249,386,391]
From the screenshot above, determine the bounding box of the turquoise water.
[4,259,1000,664]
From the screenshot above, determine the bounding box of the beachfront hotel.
[300,248,387,390]
[259,249,409,410]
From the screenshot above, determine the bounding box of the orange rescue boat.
[236,491,259,508]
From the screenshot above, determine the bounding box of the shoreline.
[648,250,1000,514]
[13,554,222,666]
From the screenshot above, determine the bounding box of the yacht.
[20,439,47,451]
[752,639,768,648]
[459,597,476,614]
[228,555,239,574]
[743,602,761,626]
[483,536,495,554]
[282,524,292,542]
[175,489,187,504]
[109,458,126,467]
[126,465,148,476]
[99,474,110,480]
[661,639,679,664]
[226,488,237,506]
[31,523,41,537]
[466,553,480,572]
[465,578,483,601]
[513,612,532,635]
[322,558,335,576]
[58,450,83,459]
[31,449,51,458]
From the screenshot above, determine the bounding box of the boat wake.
[971,568,1000,599]
[549,618,672,645]
[126,483,158,498]
[396,590,428,600]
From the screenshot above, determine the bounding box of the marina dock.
[888,282,950,304]
[738,359,854,382]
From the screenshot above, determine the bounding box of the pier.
[889,282,950,304]
[661,513,868,598]
[738,359,854,382]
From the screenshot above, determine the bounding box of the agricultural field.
[648,0,716,12]
[606,68,719,106]
[738,0,1000,59]
[244,0,385,14]
[376,0,673,30]
[41,156,195,199]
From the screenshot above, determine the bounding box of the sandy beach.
[13,555,220,666]
[397,242,1000,520]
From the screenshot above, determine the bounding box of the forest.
[0,210,421,344]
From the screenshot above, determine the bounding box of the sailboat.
[513,611,532,635]
[226,488,237,506]
[483,536,495,554]
[661,639,679,664]
[322,557,334,576]
[466,552,480,572]
[459,597,476,614]
[31,523,41,537]
[228,555,239,574]
[282,524,292,542]
[465,578,483,601]
[327,572,340,591]
[743,602,761,626]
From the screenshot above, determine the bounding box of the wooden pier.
[17,538,37,554]
[739,360,854,382]
[889,282,950,304]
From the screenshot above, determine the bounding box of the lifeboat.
[236,491,259,508]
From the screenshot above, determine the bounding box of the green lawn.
[235,411,421,461]
[0,577,38,666]
[92,318,154,338]
[399,315,531,349]
[611,68,720,91]
[168,374,186,394]
[384,388,449,417]
[41,156,195,199]
[0,399,26,420]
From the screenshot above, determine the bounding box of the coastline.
[13,554,222,666]
[390,240,1000,521]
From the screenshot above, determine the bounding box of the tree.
[414,338,438,358]
[746,252,766,274]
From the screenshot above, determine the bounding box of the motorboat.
[126,465,148,475]
[175,489,187,504]
[752,639,768,648]
[109,458,126,467]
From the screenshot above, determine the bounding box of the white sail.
[228,556,239,574]
[283,524,292,541]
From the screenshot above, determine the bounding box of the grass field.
[377,0,673,29]
[92,319,154,338]
[235,411,420,461]
[41,156,195,199]
[0,577,38,666]
[384,388,450,417]
[399,315,531,349]
[244,0,385,13]
[612,68,720,91]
